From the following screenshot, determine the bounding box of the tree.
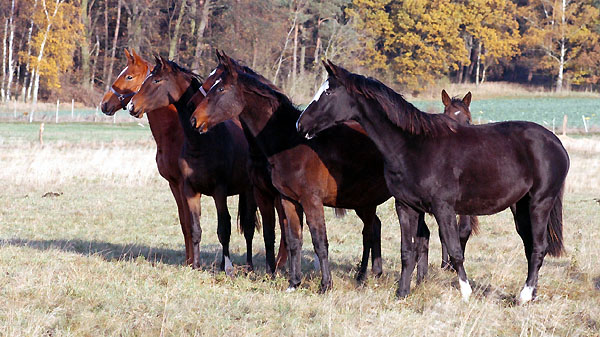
[521,0,600,91]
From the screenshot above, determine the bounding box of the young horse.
[126,56,260,275]
[440,90,480,270]
[298,60,569,304]
[100,49,193,265]
[190,53,419,292]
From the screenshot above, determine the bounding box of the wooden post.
[55,99,59,123]
[13,99,16,118]
[94,105,98,122]
[582,115,588,133]
[562,115,567,136]
[71,98,74,118]
[39,122,44,145]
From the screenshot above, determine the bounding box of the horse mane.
[153,60,204,82]
[450,97,472,122]
[342,73,455,136]
[227,58,283,93]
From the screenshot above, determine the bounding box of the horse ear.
[441,90,451,107]
[159,56,171,71]
[215,49,222,62]
[463,92,472,107]
[322,60,335,77]
[222,54,238,81]
[124,48,134,64]
[327,60,348,81]
[130,49,142,64]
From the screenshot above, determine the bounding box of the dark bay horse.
[126,56,261,275]
[100,49,193,265]
[440,90,480,270]
[297,60,569,304]
[190,53,406,291]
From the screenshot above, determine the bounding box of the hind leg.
[169,181,193,265]
[213,188,233,276]
[416,213,430,285]
[354,207,379,283]
[239,189,257,271]
[183,183,202,269]
[395,201,421,298]
[274,197,289,270]
[433,203,471,302]
[517,195,555,304]
[302,198,332,292]
[255,188,277,274]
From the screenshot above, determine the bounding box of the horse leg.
[183,183,202,269]
[274,197,289,270]
[213,188,233,276]
[433,203,471,302]
[354,206,376,283]
[395,200,420,298]
[416,212,430,285]
[441,241,452,270]
[169,181,193,265]
[301,199,331,293]
[255,188,277,274]
[518,195,554,305]
[280,198,303,291]
[239,189,257,271]
[371,215,383,278]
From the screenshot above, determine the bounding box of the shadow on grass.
[0,238,363,277]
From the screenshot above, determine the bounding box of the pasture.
[0,122,599,336]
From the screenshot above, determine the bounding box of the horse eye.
[126,75,133,80]
[218,87,224,92]
[153,79,161,84]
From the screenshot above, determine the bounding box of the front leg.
[183,183,202,269]
[213,188,233,276]
[301,199,331,292]
[280,197,303,290]
[395,200,420,298]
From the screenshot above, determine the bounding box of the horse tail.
[546,184,565,257]
[468,215,480,235]
[237,192,261,234]
[334,208,347,218]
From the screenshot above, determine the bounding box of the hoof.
[355,271,367,284]
[318,283,332,294]
[224,256,234,277]
[441,261,455,271]
[285,286,297,293]
[459,278,472,302]
[517,285,535,305]
[396,287,409,299]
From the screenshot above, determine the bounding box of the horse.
[125,55,262,275]
[440,90,480,270]
[100,49,194,265]
[190,52,410,292]
[297,60,569,304]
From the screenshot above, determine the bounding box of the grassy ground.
[0,126,599,336]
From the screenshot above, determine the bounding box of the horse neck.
[146,105,183,150]
[239,89,303,157]
[171,76,214,151]
[355,97,410,165]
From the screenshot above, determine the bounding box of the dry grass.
[0,135,599,336]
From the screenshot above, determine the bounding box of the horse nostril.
[190,117,197,128]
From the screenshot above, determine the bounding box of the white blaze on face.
[209,68,218,77]
[117,66,129,79]
[210,78,222,91]
[454,111,461,115]
[310,80,329,105]
[459,278,472,302]
[518,285,535,304]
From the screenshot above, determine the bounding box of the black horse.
[297,60,569,304]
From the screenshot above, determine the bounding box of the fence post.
[39,123,44,145]
[55,99,59,123]
[71,99,74,119]
[582,115,588,133]
[562,115,567,136]
[13,99,16,119]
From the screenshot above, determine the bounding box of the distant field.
[414,97,600,129]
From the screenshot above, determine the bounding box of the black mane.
[341,72,455,136]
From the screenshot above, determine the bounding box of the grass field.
[1,123,599,336]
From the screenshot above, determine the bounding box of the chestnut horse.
[191,53,412,291]
[101,49,193,265]
[298,61,568,304]
[440,90,480,270]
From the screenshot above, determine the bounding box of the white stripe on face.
[210,78,222,90]
[117,66,129,79]
[310,80,329,104]
[209,68,218,77]
[454,111,461,115]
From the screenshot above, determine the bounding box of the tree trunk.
[291,20,298,95]
[192,0,210,71]
[102,0,109,86]
[80,0,91,87]
[105,0,122,90]
[23,0,38,102]
[33,0,63,107]
[1,19,7,102]
[5,0,16,101]
[169,0,187,61]
[274,11,297,85]
[314,35,321,68]
[90,35,100,87]
[481,65,487,84]
[475,40,481,85]
[556,0,566,92]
